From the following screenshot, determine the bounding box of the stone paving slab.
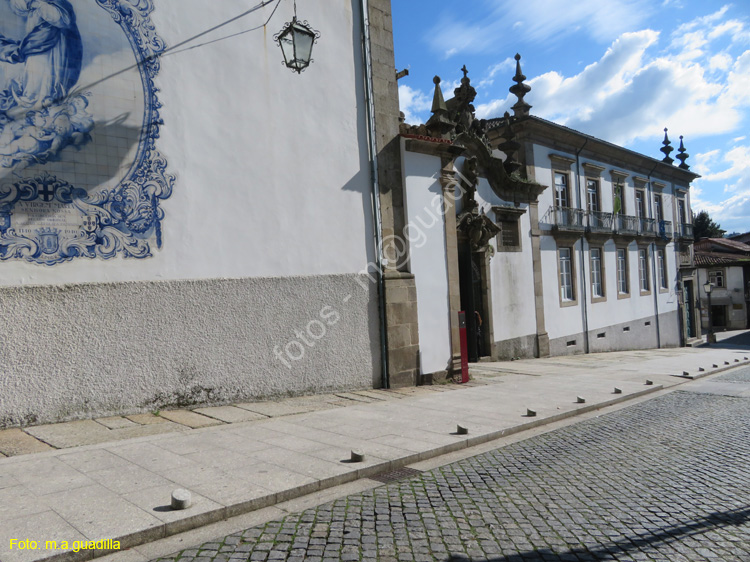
[125,414,175,426]
[1,348,750,562]
[191,406,267,424]
[25,419,188,449]
[0,428,54,456]
[157,410,223,429]
[96,417,140,430]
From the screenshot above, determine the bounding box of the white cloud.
[709,53,733,72]
[471,6,750,146]
[425,0,655,57]
[398,84,432,125]
[691,142,750,232]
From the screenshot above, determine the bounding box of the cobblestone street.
[151,369,750,562]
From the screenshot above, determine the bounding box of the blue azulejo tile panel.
[0,0,172,265]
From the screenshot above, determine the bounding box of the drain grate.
[369,467,423,484]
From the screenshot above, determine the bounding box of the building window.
[498,220,520,248]
[554,172,569,208]
[657,249,668,290]
[677,198,687,225]
[586,179,600,212]
[493,206,525,252]
[638,248,650,292]
[559,247,575,303]
[654,194,664,222]
[590,248,604,299]
[635,190,646,218]
[617,248,629,295]
[709,270,725,288]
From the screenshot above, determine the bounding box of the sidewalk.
[1,342,748,562]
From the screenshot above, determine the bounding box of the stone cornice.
[503,116,700,186]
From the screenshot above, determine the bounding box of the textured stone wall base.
[491,311,680,360]
[0,274,380,428]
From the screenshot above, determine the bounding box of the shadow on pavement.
[698,330,750,350]
[443,506,750,561]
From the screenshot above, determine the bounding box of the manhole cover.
[369,467,423,484]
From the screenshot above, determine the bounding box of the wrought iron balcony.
[678,222,694,239]
[639,217,657,236]
[658,220,673,240]
[616,214,639,234]
[552,207,585,231]
[588,210,613,233]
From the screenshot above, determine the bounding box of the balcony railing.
[639,217,657,236]
[678,222,694,239]
[658,220,673,240]
[552,207,585,231]
[588,210,613,233]
[616,214,639,234]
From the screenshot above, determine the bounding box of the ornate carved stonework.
[400,66,545,206]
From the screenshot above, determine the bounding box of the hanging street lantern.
[275,7,320,74]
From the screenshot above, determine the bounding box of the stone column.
[368,0,419,387]
[440,158,463,375]
[529,203,550,357]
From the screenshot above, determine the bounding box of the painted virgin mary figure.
[1,0,82,109]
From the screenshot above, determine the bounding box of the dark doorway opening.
[684,280,696,338]
[458,240,487,362]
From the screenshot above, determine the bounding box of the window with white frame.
[554,172,569,208]
[590,248,604,298]
[654,194,664,222]
[559,247,575,302]
[638,248,650,292]
[709,270,725,288]
[635,190,646,218]
[657,249,668,289]
[586,179,600,212]
[678,198,687,225]
[617,248,629,294]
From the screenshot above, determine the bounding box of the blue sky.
[392,1,750,235]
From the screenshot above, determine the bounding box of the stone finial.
[453,65,478,108]
[497,111,521,175]
[509,53,532,118]
[431,75,447,113]
[425,75,455,137]
[676,136,690,170]
[660,128,674,165]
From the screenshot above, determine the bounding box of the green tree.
[693,210,725,241]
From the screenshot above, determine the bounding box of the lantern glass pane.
[278,29,296,66]
[292,23,315,66]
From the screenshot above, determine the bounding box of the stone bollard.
[456,424,469,435]
[171,489,192,510]
[350,450,365,463]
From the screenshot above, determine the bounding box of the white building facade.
[398,59,700,378]
[695,238,750,331]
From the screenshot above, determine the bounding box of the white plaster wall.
[540,235,585,340]
[532,145,556,228]
[586,241,678,332]
[473,180,536,341]
[403,150,451,374]
[0,0,375,287]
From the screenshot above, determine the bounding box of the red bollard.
[458,311,469,383]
